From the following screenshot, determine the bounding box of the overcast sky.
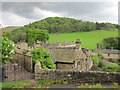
[1,0,119,27]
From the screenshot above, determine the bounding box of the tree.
[31,47,55,69]
[97,37,120,50]
[0,37,15,65]
[27,29,49,46]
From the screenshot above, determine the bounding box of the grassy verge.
[36,79,68,85]
[0,80,34,88]
[78,83,120,88]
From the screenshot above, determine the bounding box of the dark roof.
[61,41,75,46]
[93,49,120,54]
[49,48,76,63]
[55,61,74,64]
[82,48,91,53]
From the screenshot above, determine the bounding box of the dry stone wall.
[12,53,33,72]
[35,69,120,83]
[35,61,120,83]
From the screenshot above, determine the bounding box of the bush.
[108,58,120,64]
[78,83,104,88]
[91,54,99,66]
[36,79,68,85]
[102,64,120,72]
[98,52,105,60]
[78,83,119,88]
[0,37,15,65]
[31,47,55,69]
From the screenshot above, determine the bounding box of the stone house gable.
[49,39,93,71]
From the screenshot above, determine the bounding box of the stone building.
[92,49,120,59]
[49,39,93,71]
[14,42,29,54]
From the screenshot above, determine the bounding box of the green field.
[49,30,118,50]
[1,26,20,33]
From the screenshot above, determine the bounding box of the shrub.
[31,47,55,69]
[102,64,120,72]
[91,54,99,66]
[98,52,105,60]
[78,83,104,88]
[0,37,15,65]
[36,80,68,85]
[78,83,119,88]
[108,58,120,64]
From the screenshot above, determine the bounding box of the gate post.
[34,61,41,80]
[1,66,4,82]
[14,64,18,81]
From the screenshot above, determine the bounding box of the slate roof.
[93,49,120,54]
[49,48,76,63]
[82,48,91,53]
[61,41,75,46]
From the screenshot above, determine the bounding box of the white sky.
[0,0,119,27]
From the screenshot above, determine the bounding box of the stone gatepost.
[34,61,41,80]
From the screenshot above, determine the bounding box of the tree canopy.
[3,29,49,46]
[27,29,49,46]
[18,17,118,33]
[97,37,120,50]
[31,47,55,69]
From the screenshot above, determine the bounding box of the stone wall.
[35,69,120,83]
[12,53,33,72]
[56,63,74,70]
[92,53,119,59]
[35,61,120,83]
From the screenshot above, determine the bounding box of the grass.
[78,83,120,88]
[0,80,34,88]
[36,79,68,85]
[49,30,118,50]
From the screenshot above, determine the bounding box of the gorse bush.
[31,47,55,69]
[102,64,120,72]
[91,54,99,66]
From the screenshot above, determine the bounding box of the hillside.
[1,26,20,32]
[19,17,118,33]
[49,30,118,50]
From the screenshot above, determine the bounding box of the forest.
[15,17,119,33]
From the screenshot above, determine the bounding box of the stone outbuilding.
[49,39,93,71]
[92,49,120,59]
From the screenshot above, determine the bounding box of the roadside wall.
[35,61,120,83]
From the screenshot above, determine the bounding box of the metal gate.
[2,62,34,82]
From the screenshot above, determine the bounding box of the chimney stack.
[75,39,81,49]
